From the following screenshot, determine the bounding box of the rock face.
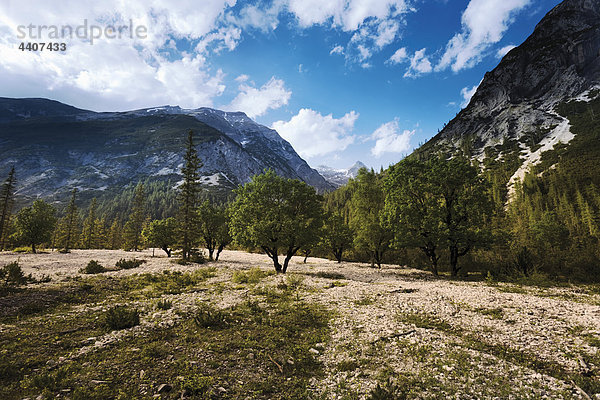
[0,98,333,201]
[315,161,367,188]
[423,0,600,173]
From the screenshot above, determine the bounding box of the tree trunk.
[450,246,459,277]
[215,244,225,261]
[375,250,382,269]
[283,246,300,273]
[31,242,36,253]
[162,246,171,257]
[334,248,342,263]
[303,249,311,263]
[208,248,214,260]
[262,246,282,273]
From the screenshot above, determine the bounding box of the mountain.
[417,0,600,196]
[316,161,367,188]
[0,98,333,205]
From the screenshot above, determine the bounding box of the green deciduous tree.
[123,183,146,251]
[385,156,492,276]
[0,167,17,250]
[143,217,177,257]
[14,200,57,253]
[384,159,444,275]
[322,212,354,263]
[198,201,231,260]
[229,170,324,273]
[349,168,392,268]
[177,130,202,260]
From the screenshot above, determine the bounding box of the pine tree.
[108,219,123,250]
[56,188,79,252]
[82,198,97,249]
[123,183,146,251]
[177,131,202,260]
[0,167,16,250]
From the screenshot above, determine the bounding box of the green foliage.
[54,188,79,252]
[384,156,492,276]
[322,212,354,263]
[13,200,57,253]
[232,267,274,284]
[105,306,140,330]
[142,217,177,257]
[0,166,16,251]
[229,169,324,273]
[81,260,105,274]
[177,130,203,261]
[348,168,391,268]
[156,298,172,310]
[193,302,230,329]
[122,183,146,251]
[198,200,231,260]
[0,261,28,285]
[367,377,408,400]
[115,258,146,270]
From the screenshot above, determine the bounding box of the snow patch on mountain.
[508,115,574,198]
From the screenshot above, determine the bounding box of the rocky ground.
[1,249,599,399]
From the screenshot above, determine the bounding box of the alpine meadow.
[1,0,600,399]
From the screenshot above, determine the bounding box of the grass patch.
[231,267,274,285]
[105,306,140,330]
[0,267,332,400]
[397,311,600,396]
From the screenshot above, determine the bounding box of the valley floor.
[0,250,599,399]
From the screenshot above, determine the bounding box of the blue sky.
[0,0,562,169]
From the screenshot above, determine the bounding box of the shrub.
[115,258,146,270]
[81,260,105,274]
[156,298,172,310]
[181,374,213,396]
[105,306,140,330]
[231,267,273,284]
[0,261,29,285]
[193,302,229,329]
[314,271,346,280]
[12,246,32,253]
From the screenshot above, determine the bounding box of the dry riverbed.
[0,249,599,399]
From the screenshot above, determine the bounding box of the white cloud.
[386,47,408,64]
[369,119,413,156]
[235,74,249,82]
[330,45,344,55]
[227,77,291,118]
[496,44,516,58]
[460,79,482,108]
[286,0,411,65]
[272,109,357,158]
[404,48,432,78]
[0,0,238,110]
[437,0,530,72]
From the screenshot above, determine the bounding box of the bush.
[0,261,28,285]
[231,267,273,284]
[193,302,229,329]
[105,306,140,330]
[12,246,32,253]
[81,260,105,274]
[156,298,172,310]
[115,258,146,270]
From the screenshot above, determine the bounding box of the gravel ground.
[1,249,599,399]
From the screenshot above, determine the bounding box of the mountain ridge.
[416,0,600,198]
[0,97,333,204]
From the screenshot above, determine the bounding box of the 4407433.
[18,42,66,51]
